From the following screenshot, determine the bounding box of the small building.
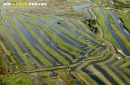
[116,56,121,60]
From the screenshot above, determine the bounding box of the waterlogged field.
[0,0,130,85]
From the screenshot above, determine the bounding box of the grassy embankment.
[64,20,99,50]
[119,61,130,74]
[97,54,126,85]
[34,25,81,62]
[55,69,77,85]
[41,16,91,47]
[1,26,34,69]
[34,76,42,85]
[74,53,112,85]
[90,46,103,55]
[75,50,115,85]
[71,71,90,85]
[45,17,102,57]
[87,8,106,43]
[113,0,130,10]
[75,61,98,85]
[87,65,112,85]
[38,71,57,85]
[66,20,102,44]
[7,25,42,68]
[27,15,82,59]
[41,17,90,50]
[15,14,70,65]
[111,59,130,84]
[8,16,52,67]
[0,33,19,69]
[103,9,130,51]
[0,44,8,74]
[117,11,130,31]
[92,8,120,50]
[6,55,13,64]
[34,26,75,62]
[2,74,33,85]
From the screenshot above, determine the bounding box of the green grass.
[41,16,89,45]
[38,71,57,85]
[6,55,13,64]
[87,65,112,85]
[16,62,25,71]
[11,65,17,73]
[97,56,127,85]
[34,76,43,85]
[55,69,77,85]
[68,20,101,44]
[1,26,34,69]
[71,71,85,85]
[0,34,12,52]
[8,15,52,67]
[123,68,130,75]
[90,46,103,55]
[97,54,115,65]
[34,25,79,60]
[77,21,106,44]
[27,16,82,59]
[97,63,125,85]
[103,9,130,51]
[0,55,8,74]
[75,51,114,84]
[92,8,120,50]
[65,20,99,49]
[111,59,130,84]
[35,44,60,65]
[2,74,33,85]
[15,14,70,65]
[0,45,4,52]
[76,62,98,85]
[87,8,107,43]
[119,61,130,68]
[117,11,130,31]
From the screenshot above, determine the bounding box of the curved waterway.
[84,8,91,19]
[108,10,130,41]
[98,9,130,56]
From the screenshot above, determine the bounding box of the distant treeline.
[113,0,130,9]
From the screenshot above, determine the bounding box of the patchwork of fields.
[0,0,130,85]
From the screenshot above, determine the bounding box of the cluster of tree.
[88,19,96,26]
[82,18,98,33]
[89,19,98,33]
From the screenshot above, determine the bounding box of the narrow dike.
[6,20,42,69]
[28,17,84,59]
[109,10,130,40]
[98,9,130,56]
[8,15,52,67]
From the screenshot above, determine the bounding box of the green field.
[0,0,130,85]
[2,74,33,85]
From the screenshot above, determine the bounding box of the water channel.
[98,9,130,56]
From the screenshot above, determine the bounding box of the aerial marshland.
[0,0,130,85]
